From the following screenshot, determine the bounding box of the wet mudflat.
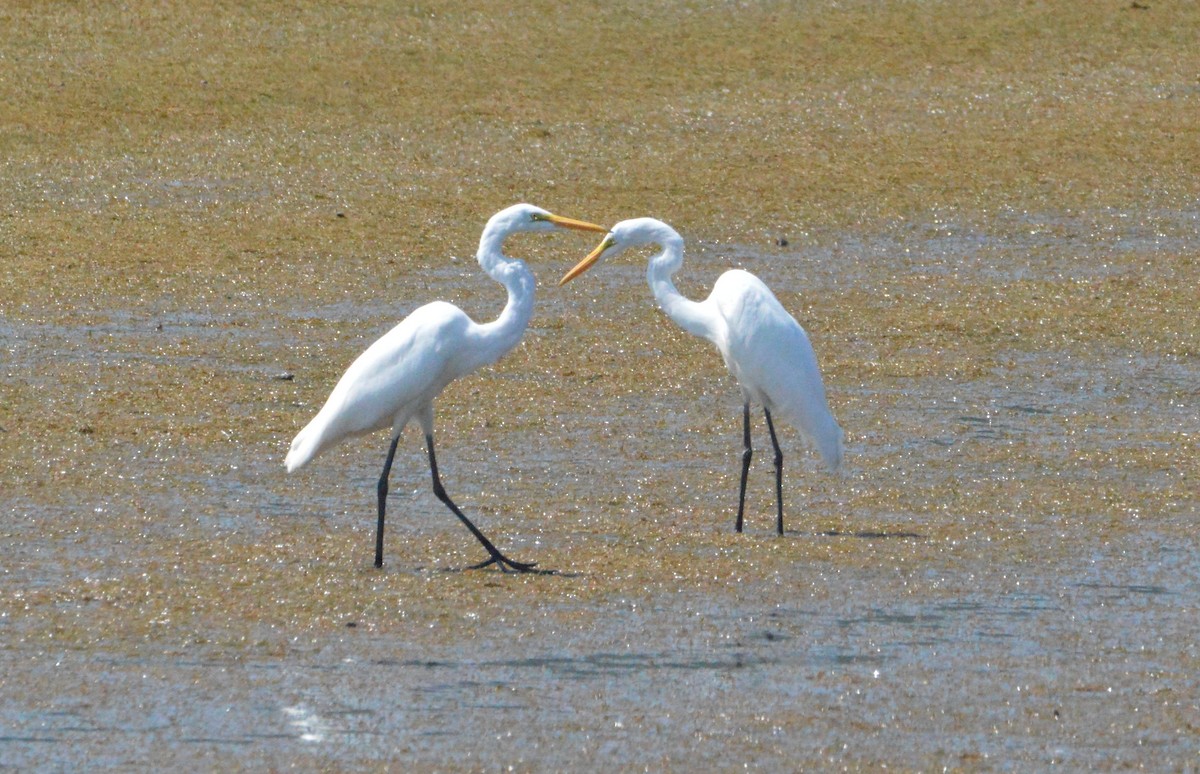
[2,1,1198,770]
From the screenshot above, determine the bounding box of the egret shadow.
[818,529,925,539]
[426,564,579,577]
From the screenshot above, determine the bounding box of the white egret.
[560,217,843,535]
[286,203,607,570]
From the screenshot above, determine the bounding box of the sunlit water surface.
[2,211,1197,770]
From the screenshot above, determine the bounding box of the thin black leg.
[764,408,785,535]
[735,402,752,533]
[375,435,401,568]
[425,434,537,573]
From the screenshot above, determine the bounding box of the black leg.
[735,402,752,533]
[764,408,785,535]
[425,434,537,573]
[375,435,401,568]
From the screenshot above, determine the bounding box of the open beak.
[544,214,608,233]
[559,235,614,286]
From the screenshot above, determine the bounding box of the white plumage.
[287,203,606,569]
[561,217,843,534]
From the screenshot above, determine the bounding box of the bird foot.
[467,553,540,574]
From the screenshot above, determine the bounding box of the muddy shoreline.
[3,1,1198,769]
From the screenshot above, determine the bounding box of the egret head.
[558,217,682,285]
[486,203,607,238]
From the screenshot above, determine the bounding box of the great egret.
[286,203,607,570]
[560,217,843,535]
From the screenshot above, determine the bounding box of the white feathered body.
[702,269,844,471]
[285,301,499,472]
[628,215,844,473]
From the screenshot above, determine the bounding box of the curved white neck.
[646,235,719,342]
[472,228,536,363]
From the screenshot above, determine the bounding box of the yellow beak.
[559,236,614,286]
[544,214,609,233]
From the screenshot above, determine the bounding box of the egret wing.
[286,301,469,469]
[713,271,844,470]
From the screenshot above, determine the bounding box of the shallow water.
[2,206,1197,770]
[4,0,1199,766]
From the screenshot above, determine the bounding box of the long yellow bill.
[559,235,615,286]
[544,214,609,233]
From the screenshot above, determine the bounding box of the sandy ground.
[2,1,1198,769]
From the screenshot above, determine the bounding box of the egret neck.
[643,222,720,343]
[471,220,537,370]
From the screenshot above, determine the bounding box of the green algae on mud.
[2,0,1199,769]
